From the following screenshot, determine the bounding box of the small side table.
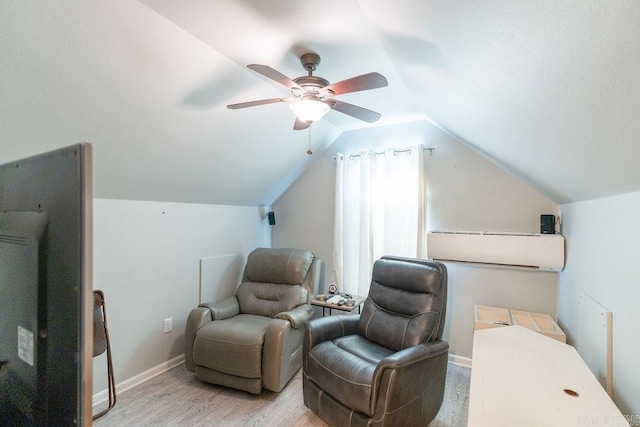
[311,294,366,316]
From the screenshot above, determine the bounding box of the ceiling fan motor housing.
[293,76,331,99]
[293,53,331,98]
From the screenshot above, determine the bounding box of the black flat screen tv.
[0,143,93,426]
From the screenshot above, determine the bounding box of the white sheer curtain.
[333,146,426,296]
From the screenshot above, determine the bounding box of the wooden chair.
[93,290,116,419]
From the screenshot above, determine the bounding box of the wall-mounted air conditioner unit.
[426,231,565,271]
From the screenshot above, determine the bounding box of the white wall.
[558,192,640,416]
[273,120,558,358]
[92,198,270,394]
[270,153,335,292]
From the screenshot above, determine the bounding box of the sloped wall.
[272,120,558,358]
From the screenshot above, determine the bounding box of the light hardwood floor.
[93,362,470,426]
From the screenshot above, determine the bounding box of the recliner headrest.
[244,248,314,286]
[357,256,448,350]
[372,256,444,295]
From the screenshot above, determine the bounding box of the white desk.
[468,326,628,427]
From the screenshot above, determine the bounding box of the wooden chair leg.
[93,290,116,420]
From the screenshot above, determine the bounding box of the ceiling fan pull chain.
[307,127,313,156]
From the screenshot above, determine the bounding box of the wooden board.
[511,309,566,343]
[474,305,565,342]
[577,291,613,395]
[468,326,626,427]
[474,305,511,329]
[199,254,242,304]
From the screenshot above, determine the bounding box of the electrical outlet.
[163,318,172,334]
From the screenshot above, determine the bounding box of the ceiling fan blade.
[227,97,290,109]
[294,117,311,131]
[320,72,388,97]
[326,99,381,123]
[247,64,302,92]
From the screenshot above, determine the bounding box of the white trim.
[92,354,185,407]
[449,353,472,368]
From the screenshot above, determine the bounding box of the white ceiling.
[2,1,640,206]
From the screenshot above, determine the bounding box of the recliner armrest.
[370,340,449,418]
[185,307,211,372]
[305,315,359,351]
[198,295,240,320]
[377,339,449,369]
[274,304,314,329]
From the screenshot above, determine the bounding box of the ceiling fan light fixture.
[289,99,330,124]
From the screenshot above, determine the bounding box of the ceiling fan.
[227,53,388,130]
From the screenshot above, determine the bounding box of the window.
[333,146,426,296]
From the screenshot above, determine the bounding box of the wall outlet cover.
[18,325,34,366]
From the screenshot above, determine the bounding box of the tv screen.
[0,143,93,426]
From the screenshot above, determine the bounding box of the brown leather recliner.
[185,248,321,394]
[303,256,448,426]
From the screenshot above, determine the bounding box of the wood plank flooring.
[93,362,470,426]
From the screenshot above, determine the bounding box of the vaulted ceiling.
[2,1,640,206]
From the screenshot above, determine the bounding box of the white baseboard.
[449,353,472,368]
[93,354,185,407]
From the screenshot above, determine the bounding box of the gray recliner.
[185,248,321,394]
[303,256,448,426]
